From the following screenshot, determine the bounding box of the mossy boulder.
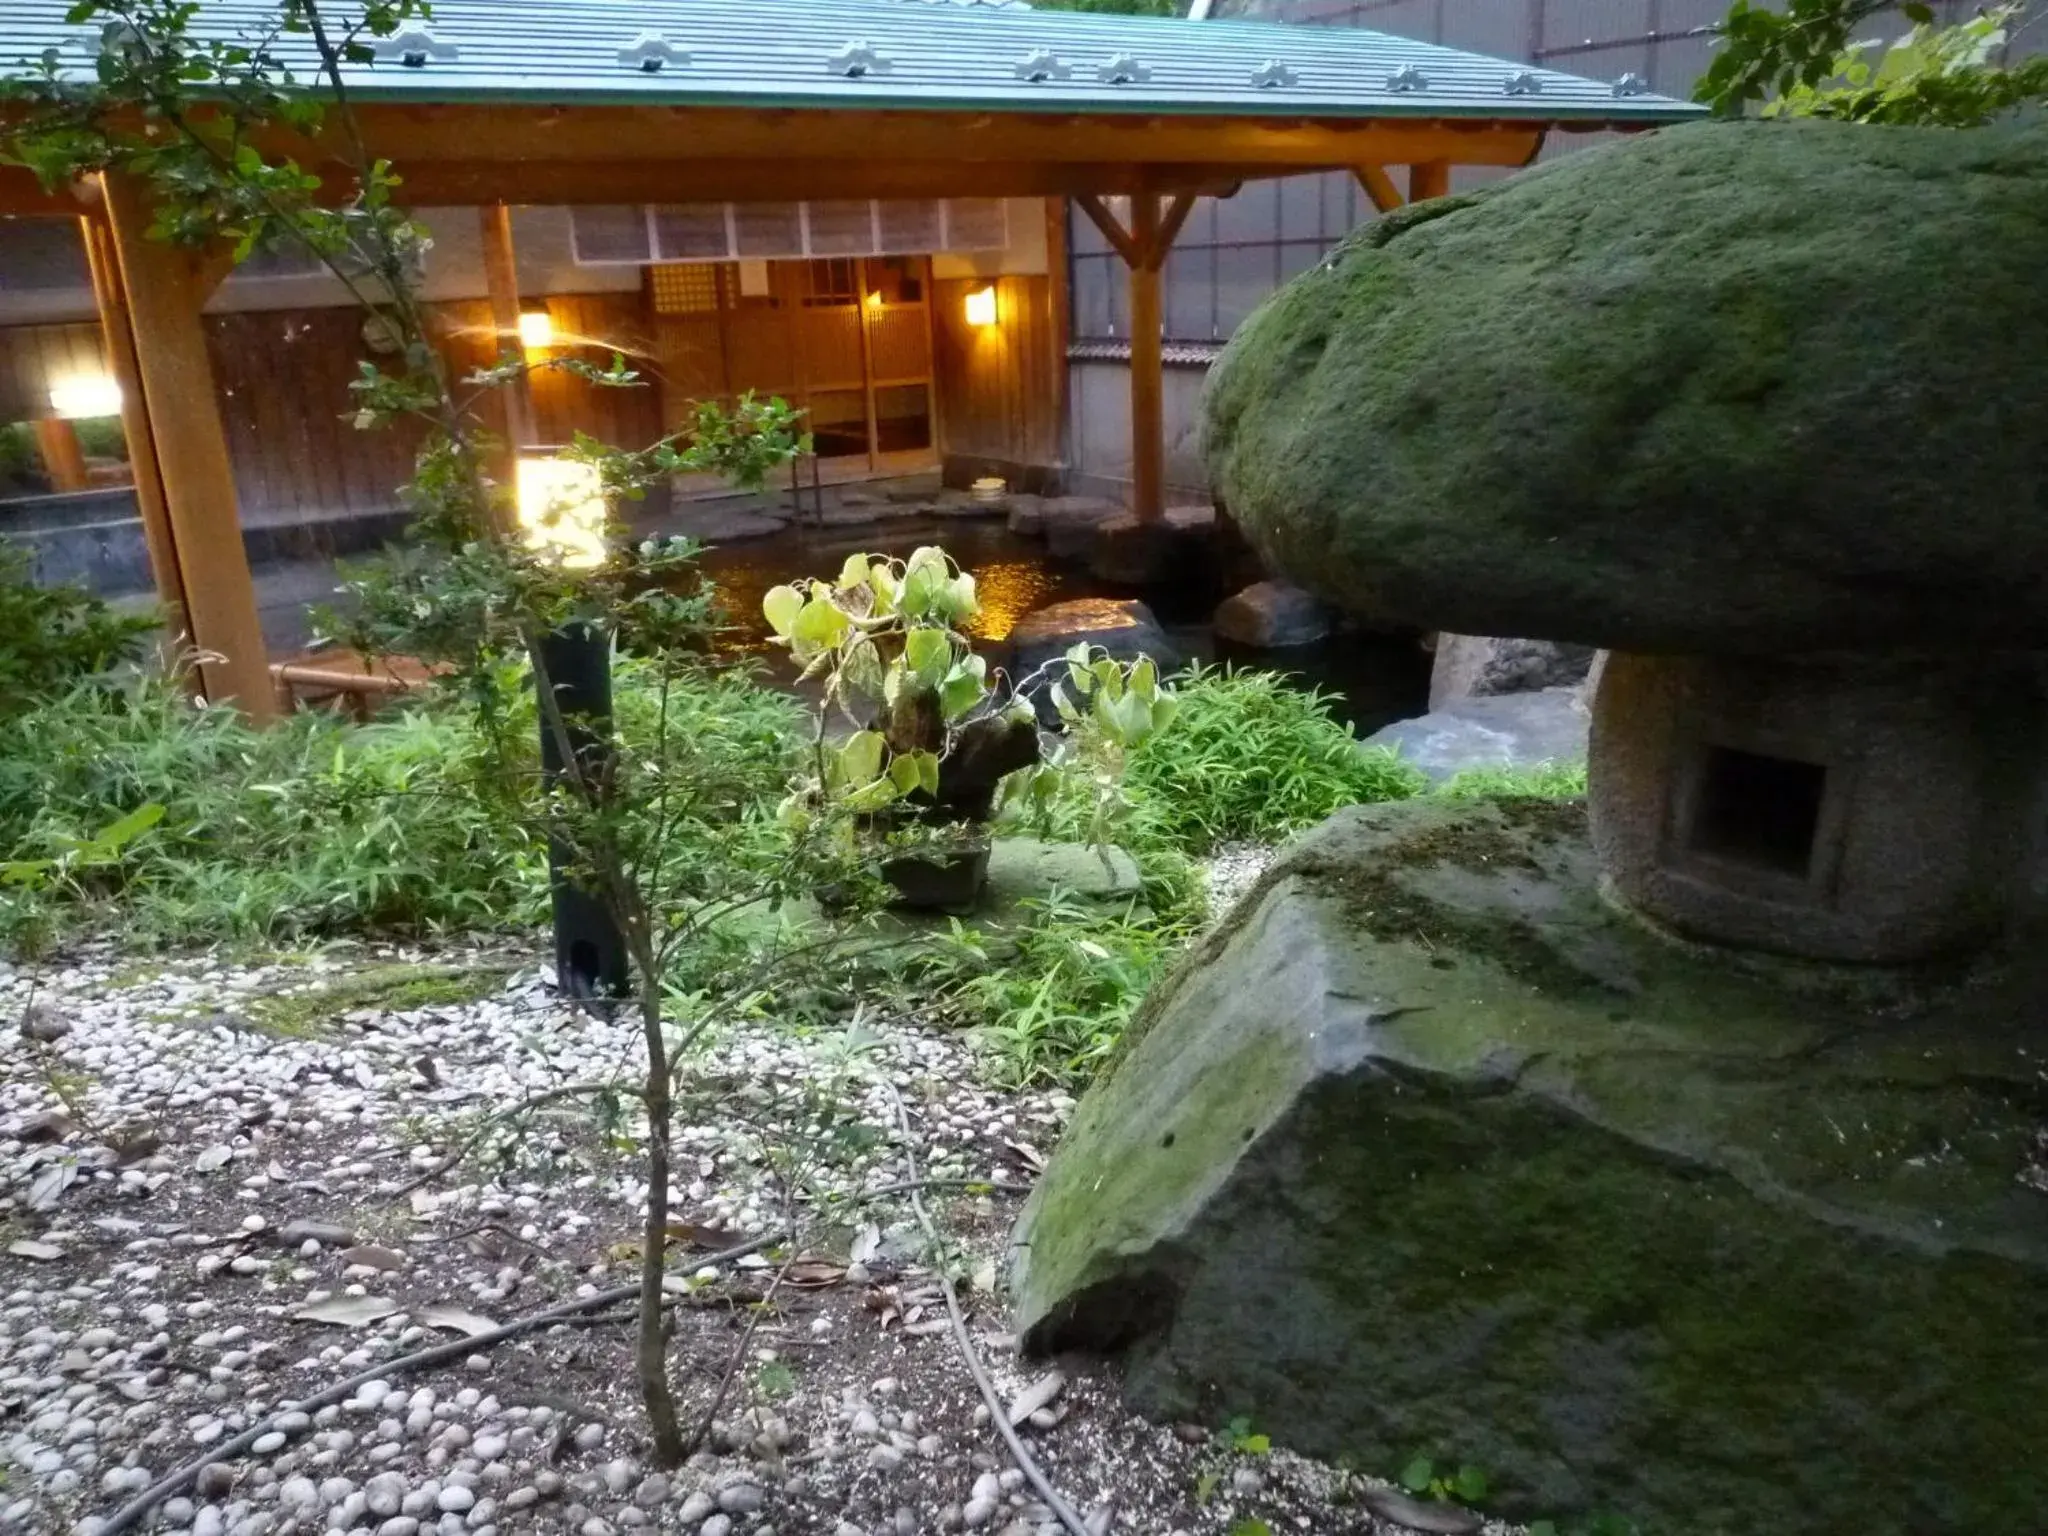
[1011,799,2048,1534]
[1204,120,2048,654]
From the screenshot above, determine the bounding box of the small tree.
[1698,0,2048,123]
[0,0,858,1467]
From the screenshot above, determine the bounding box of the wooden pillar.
[82,213,190,655]
[1409,161,1452,203]
[100,172,274,721]
[32,418,89,492]
[1076,190,1197,524]
[478,203,536,451]
[1044,197,1072,478]
[1128,192,1165,525]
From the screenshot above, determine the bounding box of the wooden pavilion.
[0,0,1702,718]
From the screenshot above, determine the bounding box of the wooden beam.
[101,172,274,722]
[393,158,1251,207]
[1128,193,1165,527]
[1151,193,1199,268]
[1354,164,1405,214]
[82,213,190,662]
[1073,194,1142,269]
[1409,161,1453,202]
[478,203,536,451]
[334,105,1547,174]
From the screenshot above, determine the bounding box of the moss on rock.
[1204,120,2048,653]
[1011,801,2048,1534]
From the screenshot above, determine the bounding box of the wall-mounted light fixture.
[864,291,886,310]
[515,452,609,571]
[517,307,554,353]
[48,375,123,419]
[964,285,998,328]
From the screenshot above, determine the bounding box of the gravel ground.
[1,922,1518,1536]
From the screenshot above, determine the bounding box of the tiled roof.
[0,0,1706,122]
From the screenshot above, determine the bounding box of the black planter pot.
[880,842,992,914]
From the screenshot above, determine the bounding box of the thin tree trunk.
[636,980,683,1466]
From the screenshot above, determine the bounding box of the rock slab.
[1428,634,1593,709]
[1205,119,2048,654]
[1012,799,2048,1535]
[1364,687,1587,785]
[1212,582,1331,649]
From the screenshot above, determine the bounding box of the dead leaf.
[665,1221,750,1252]
[26,1161,76,1212]
[338,1245,406,1272]
[782,1259,847,1290]
[850,1224,883,1265]
[412,1055,441,1087]
[352,1063,377,1090]
[110,1130,161,1166]
[901,1319,949,1337]
[418,1305,500,1339]
[1007,1370,1066,1427]
[8,1239,64,1261]
[1004,1140,1047,1173]
[290,1296,401,1328]
[194,1145,232,1173]
[969,1257,998,1295]
[9,1111,75,1144]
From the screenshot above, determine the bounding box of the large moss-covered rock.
[1205,121,2048,653]
[1011,799,2048,1534]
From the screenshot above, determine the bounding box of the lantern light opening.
[49,375,123,419]
[516,454,609,571]
[964,286,998,328]
[517,308,554,351]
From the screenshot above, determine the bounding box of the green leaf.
[1903,2,1935,22]
[1228,1522,1272,1536]
[833,730,885,790]
[91,801,166,852]
[837,552,873,591]
[939,655,987,720]
[791,595,851,653]
[904,627,952,688]
[1451,1464,1489,1503]
[1530,1524,1558,1536]
[888,754,925,795]
[1194,1470,1219,1507]
[1400,1456,1435,1495]
[761,584,803,637]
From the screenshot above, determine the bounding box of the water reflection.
[688,514,1430,736]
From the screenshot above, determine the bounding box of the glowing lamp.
[865,291,885,310]
[515,454,609,571]
[964,286,998,328]
[48,375,123,419]
[516,307,554,352]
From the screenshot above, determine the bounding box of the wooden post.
[1409,161,1452,203]
[82,213,190,656]
[479,203,537,451]
[101,172,274,721]
[1128,192,1165,524]
[1355,165,1405,215]
[32,418,90,492]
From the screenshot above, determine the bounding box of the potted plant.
[762,545,1177,910]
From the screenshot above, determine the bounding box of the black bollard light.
[519,452,631,1002]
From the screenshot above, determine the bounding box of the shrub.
[0,542,156,710]
[1046,664,1426,855]
[0,657,805,952]
[1434,761,1588,800]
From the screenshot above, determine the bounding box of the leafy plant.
[766,548,1178,874]
[1697,0,2048,123]
[1399,1455,1491,1507]
[753,1359,797,1401]
[0,543,157,711]
[1225,1415,1272,1454]
[1016,665,1423,856]
[1433,761,1588,800]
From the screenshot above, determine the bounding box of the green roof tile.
[1,0,1707,122]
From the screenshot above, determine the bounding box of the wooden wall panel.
[0,321,108,424]
[193,292,663,521]
[931,274,1059,476]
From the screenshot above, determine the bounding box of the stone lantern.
[1011,119,2048,1536]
